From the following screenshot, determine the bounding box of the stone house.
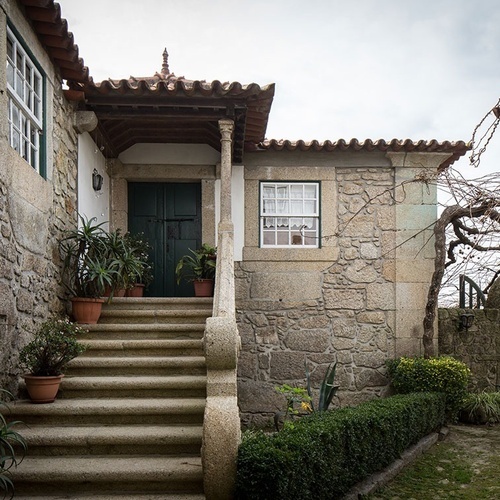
[0,0,470,496]
[0,0,471,421]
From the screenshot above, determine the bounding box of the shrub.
[386,356,470,420]
[19,318,87,376]
[460,391,500,424]
[236,393,445,499]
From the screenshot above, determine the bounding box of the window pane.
[262,200,275,214]
[262,186,274,199]
[276,200,288,214]
[276,185,288,198]
[12,129,20,153]
[16,51,23,73]
[263,231,275,245]
[290,200,302,214]
[7,36,14,60]
[7,62,14,87]
[11,104,20,127]
[277,232,289,245]
[34,97,40,119]
[290,184,303,198]
[31,147,37,169]
[16,71,24,99]
[304,200,316,214]
[304,184,317,198]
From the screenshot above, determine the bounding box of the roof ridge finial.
[162,48,170,75]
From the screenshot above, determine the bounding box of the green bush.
[460,391,500,424]
[236,393,445,499]
[386,356,470,420]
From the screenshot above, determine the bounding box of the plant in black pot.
[19,317,87,403]
[175,243,217,297]
[59,215,118,323]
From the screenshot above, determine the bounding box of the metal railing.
[459,274,486,309]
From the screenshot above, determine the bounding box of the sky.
[59,0,500,177]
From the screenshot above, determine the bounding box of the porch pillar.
[202,118,240,499]
[218,119,234,224]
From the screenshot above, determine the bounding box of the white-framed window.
[260,182,320,248]
[6,26,43,173]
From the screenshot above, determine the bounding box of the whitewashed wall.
[77,132,110,230]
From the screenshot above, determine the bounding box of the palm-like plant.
[59,215,116,298]
[0,390,27,498]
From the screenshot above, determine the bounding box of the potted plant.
[123,232,154,297]
[19,317,87,404]
[175,243,217,297]
[59,215,118,323]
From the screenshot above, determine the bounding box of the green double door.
[128,182,202,297]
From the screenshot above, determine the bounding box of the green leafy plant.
[274,384,312,430]
[19,317,88,376]
[306,361,338,412]
[386,355,471,420]
[460,391,500,424]
[59,215,116,298]
[0,390,27,498]
[175,243,217,284]
[123,232,153,287]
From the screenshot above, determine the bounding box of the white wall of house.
[77,132,110,230]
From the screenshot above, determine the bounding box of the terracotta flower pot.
[193,279,214,297]
[71,297,105,324]
[23,374,64,404]
[126,283,145,297]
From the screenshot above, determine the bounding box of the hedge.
[236,393,445,499]
[386,356,470,420]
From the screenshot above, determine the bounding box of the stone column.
[218,119,234,225]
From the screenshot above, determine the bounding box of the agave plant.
[0,390,27,498]
[305,361,339,412]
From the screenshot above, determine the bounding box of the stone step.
[20,424,203,456]
[66,356,206,376]
[56,375,207,399]
[81,338,204,357]
[14,495,205,499]
[11,455,203,495]
[102,297,212,312]
[99,305,212,325]
[6,399,205,425]
[78,323,205,340]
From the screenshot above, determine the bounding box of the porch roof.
[71,72,275,163]
[258,138,471,169]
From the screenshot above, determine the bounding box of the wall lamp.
[459,310,474,331]
[92,169,103,192]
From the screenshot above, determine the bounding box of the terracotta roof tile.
[258,138,470,168]
[18,0,89,83]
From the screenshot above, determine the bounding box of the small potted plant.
[175,243,217,297]
[123,233,154,297]
[19,317,87,403]
[59,215,118,323]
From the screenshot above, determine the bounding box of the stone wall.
[439,308,500,391]
[235,148,450,427]
[0,2,78,393]
[236,164,399,427]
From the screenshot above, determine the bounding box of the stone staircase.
[7,297,212,499]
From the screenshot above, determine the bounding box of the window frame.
[6,24,45,176]
[259,181,321,248]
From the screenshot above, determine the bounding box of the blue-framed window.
[260,182,320,247]
[6,26,44,174]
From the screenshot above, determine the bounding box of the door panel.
[128,182,201,297]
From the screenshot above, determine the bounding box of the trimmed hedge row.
[386,356,470,420]
[236,393,445,499]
